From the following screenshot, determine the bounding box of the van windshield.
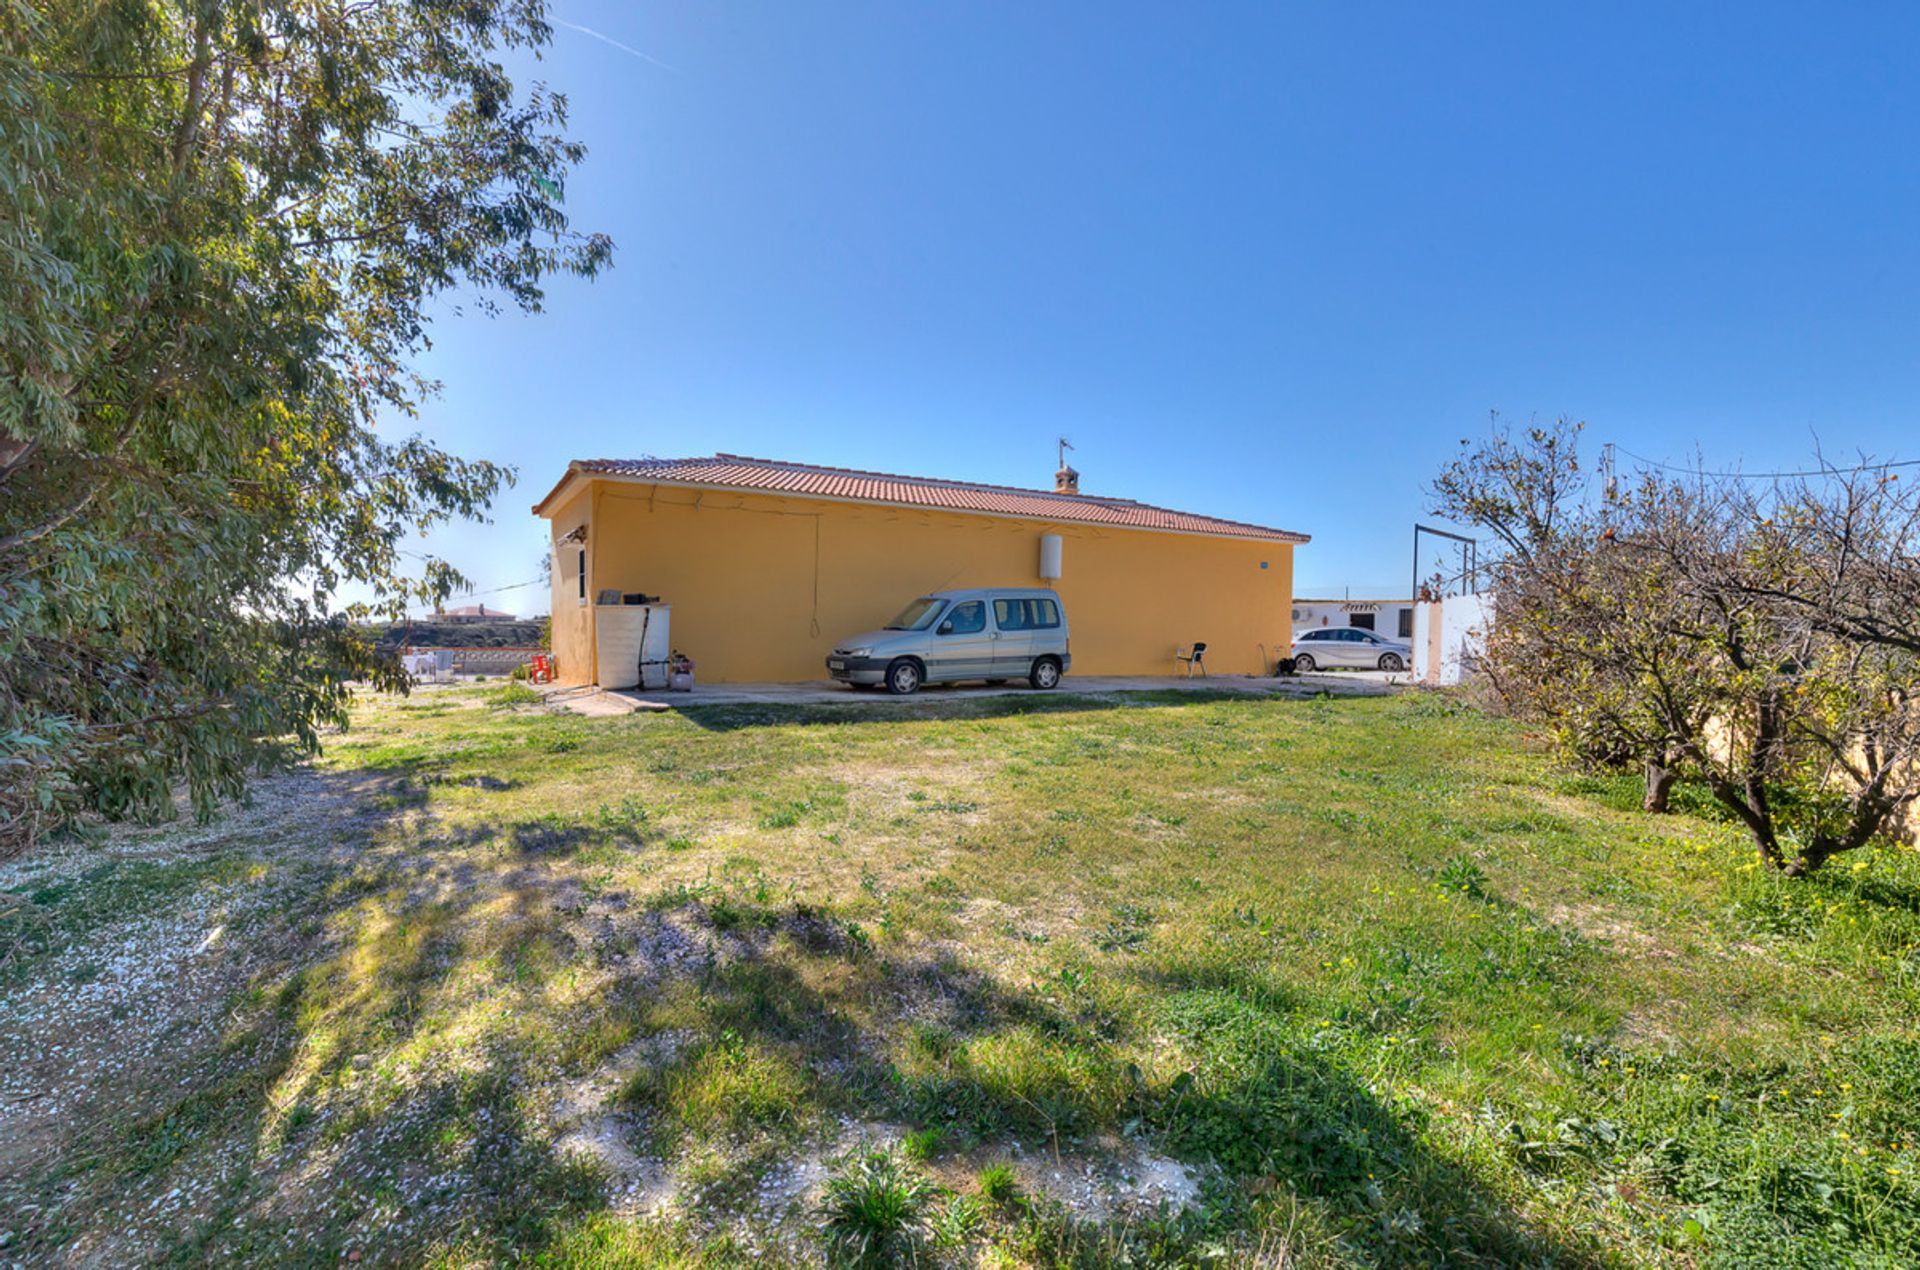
[885,598,945,631]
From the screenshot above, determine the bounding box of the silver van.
[827,588,1071,695]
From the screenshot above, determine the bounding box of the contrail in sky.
[553,17,681,73]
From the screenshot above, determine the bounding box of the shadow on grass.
[1837,874,1920,921]
[664,685,1343,734]
[7,742,1587,1268]
[1149,979,1599,1267]
[1,765,631,1267]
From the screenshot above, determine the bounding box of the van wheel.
[885,658,922,695]
[1029,657,1062,690]
[1378,653,1405,672]
[1294,653,1317,672]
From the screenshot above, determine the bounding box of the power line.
[453,577,544,600]
[1615,446,1920,480]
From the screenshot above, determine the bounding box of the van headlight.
[842,647,873,658]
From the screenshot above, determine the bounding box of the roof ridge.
[705,452,1147,507]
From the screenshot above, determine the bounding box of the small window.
[576,548,586,603]
[1398,608,1413,638]
[1031,598,1060,629]
[942,601,986,634]
[1348,612,1376,631]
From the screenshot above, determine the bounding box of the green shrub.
[926,1194,982,1248]
[1435,855,1491,899]
[900,1126,944,1163]
[818,1149,934,1266]
[975,1161,1023,1209]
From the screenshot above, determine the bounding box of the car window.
[886,597,945,631]
[942,601,986,635]
[994,598,1062,630]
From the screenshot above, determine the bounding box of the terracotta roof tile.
[543,454,1309,544]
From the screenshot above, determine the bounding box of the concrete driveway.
[551,672,1401,716]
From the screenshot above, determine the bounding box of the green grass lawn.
[4,684,1919,1267]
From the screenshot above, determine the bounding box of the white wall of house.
[1293,598,1417,640]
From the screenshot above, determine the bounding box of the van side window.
[993,598,1061,631]
[943,601,986,634]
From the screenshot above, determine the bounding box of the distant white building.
[1293,597,1417,641]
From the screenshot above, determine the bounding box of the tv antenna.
[1057,436,1074,468]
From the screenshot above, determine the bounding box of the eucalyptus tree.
[0,0,610,852]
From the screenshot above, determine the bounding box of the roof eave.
[550,467,1310,545]
[530,462,587,518]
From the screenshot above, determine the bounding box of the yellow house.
[531,454,1309,685]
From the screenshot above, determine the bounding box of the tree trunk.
[1784,839,1837,877]
[1643,759,1677,813]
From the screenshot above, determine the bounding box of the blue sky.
[393,2,1920,614]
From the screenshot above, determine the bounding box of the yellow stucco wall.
[546,478,1297,683]
[545,485,595,685]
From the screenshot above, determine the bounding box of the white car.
[1291,626,1410,673]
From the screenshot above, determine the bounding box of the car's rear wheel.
[885,658,922,695]
[1294,653,1317,672]
[1030,657,1062,690]
[1379,653,1405,672]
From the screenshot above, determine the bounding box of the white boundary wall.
[1412,594,1494,686]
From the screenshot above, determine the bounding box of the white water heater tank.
[1038,533,1063,580]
